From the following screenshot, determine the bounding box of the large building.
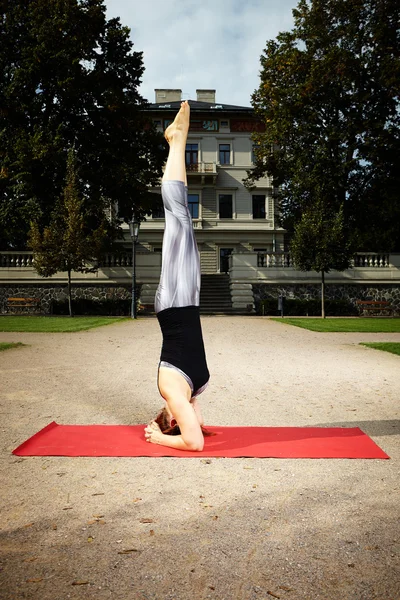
[140,88,285,274]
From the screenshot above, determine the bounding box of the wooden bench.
[356,300,393,316]
[6,297,41,314]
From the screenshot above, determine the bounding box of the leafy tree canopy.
[29,146,108,315]
[0,0,167,249]
[245,0,400,251]
[290,201,350,274]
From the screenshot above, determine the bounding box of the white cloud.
[104,0,297,106]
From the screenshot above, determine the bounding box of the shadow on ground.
[312,420,400,437]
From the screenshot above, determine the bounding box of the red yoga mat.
[12,422,389,459]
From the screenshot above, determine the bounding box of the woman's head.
[154,406,215,437]
[154,406,180,436]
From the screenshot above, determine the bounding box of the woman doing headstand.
[144,101,212,451]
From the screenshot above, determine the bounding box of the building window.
[220,120,229,128]
[153,119,162,128]
[186,143,198,171]
[219,194,233,219]
[188,194,199,219]
[219,144,231,165]
[252,195,266,219]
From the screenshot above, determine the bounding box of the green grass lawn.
[0,342,27,352]
[270,317,400,333]
[360,342,400,356]
[0,316,128,333]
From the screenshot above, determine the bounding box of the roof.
[145,99,254,113]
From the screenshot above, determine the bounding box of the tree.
[0,0,166,249]
[245,0,400,253]
[290,201,350,317]
[28,147,108,316]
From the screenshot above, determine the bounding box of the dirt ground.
[0,316,399,600]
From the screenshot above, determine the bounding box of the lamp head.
[129,216,140,241]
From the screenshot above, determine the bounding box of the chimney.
[155,89,182,103]
[196,89,216,103]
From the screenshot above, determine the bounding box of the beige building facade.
[138,88,285,277]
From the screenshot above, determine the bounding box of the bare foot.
[164,100,190,143]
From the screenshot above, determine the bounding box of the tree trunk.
[67,269,73,317]
[321,270,326,319]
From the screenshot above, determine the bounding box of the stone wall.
[252,283,400,314]
[0,283,139,314]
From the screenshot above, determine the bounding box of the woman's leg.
[154,101,200,313]
[163,101,189,185]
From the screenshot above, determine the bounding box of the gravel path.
[0,316,399,600]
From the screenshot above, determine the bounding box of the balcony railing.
[0,251,34,268]
[97,252,133,268]
[186,162,216,174]
[0,251,162,283]
[0,251,148,269]
[161,161,217,174]
[0,251,393,270]
[353,253,390,267]
[256,252,391,268]
[257,253,293,268]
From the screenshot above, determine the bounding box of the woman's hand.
[144,420,163,445]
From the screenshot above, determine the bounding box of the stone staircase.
[140,274,255,315]
[200,274,233,314]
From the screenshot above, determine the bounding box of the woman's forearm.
[156,432,204,452]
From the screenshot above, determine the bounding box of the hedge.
[258,298,358,316]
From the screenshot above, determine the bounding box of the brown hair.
[154,407,216,437]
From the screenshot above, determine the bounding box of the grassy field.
[360,342,400,356]
[270,317,400,333]
[0,316,128,333]
[0,342,27,352]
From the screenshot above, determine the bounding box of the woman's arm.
[190,397,204,426]
[144,421,203,451]
[145,395,204,451]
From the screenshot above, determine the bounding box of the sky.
[104,0,298,107]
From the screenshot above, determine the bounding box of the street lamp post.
[129,214,140,319]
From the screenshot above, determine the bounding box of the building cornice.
[144,100,255,116]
